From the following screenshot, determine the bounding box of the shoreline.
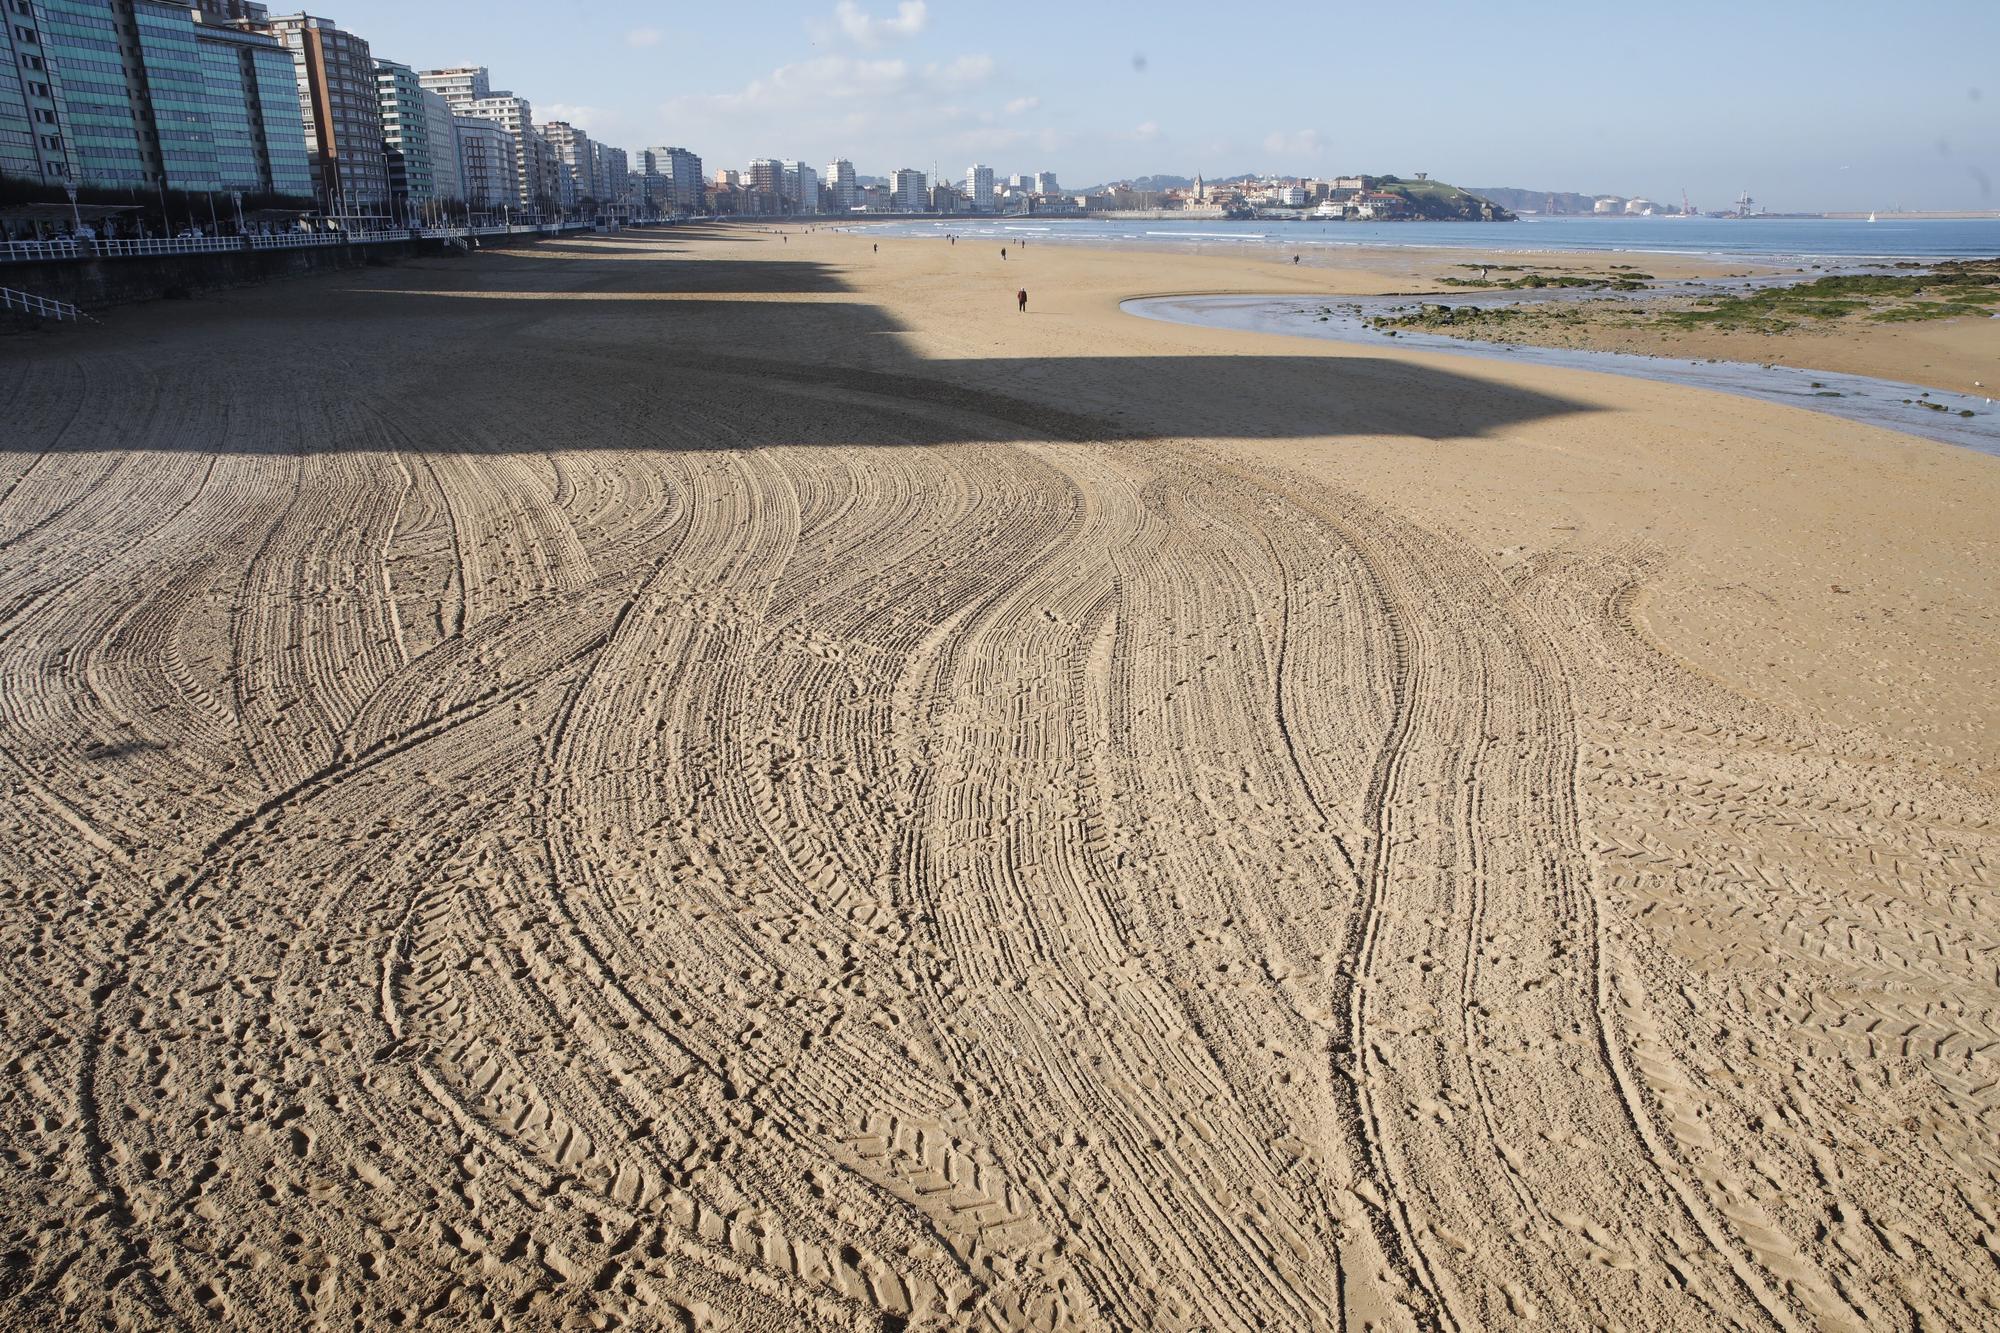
[1122,293,1998,453]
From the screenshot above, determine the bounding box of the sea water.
[850,215,2000,264]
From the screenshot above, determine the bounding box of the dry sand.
[1,226,1996,1331]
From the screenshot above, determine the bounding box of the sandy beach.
[1,226,1996,1330]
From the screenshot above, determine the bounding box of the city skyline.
[280,0,1996,212]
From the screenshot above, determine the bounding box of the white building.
[452,114,517,215]
[781,160,819,214]
[457,92,537,210]
[421,90,464,205]
[891,168,927,212]
[1033,171,1059,195]
[541,121,596,210]
[966,163,995,210]
[418,66,489,108]
[823,159,857,211]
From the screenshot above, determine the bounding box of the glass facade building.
[0,1,312,200]
[132,0,217,190]
[193,18,311,197]
[31,0,150,188]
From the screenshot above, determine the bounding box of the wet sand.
[1,226,1995,1330]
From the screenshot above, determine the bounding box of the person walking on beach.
[1017,288,1028,313]
[1001,247,1007,260]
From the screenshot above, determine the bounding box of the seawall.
[1,228,571,313]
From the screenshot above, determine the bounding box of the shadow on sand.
[2,234,1601,452]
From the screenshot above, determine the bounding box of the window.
[14,25,35,43]
[22,54,44,71]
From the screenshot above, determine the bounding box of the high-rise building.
[419,87,461,203]
[656,147,704,209]
[1033,171,1059,196]
[746,157,781,203]
[541,120,594,208]
[451,113,514,214]
[456,91,535,211]
[527,123,559,213]
[966,163,995,211]
[4,0,152,189]
[0,0,313,198]
[417,65,488,107]
[264,13,389,212]
[891,167,926,212]
[822,159,856,212]
[598,144,626,205]
[375,59,443,210]
[193,17,315,199]
[781,160,818,214]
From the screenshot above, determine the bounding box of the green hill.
[1373,177,1513,221]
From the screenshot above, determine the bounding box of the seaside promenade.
[0,226,1994,1331]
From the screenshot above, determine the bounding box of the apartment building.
[417,64,486,107]
[822,158,856,211]
[0,0,315,198]
[451,112,513,214]
[540,118,593,207]
[780,159,817,214]
[597,143,624,206]
[891,167,925,212]
[418,85,459,202]
[659,145,700,210]
[456,89,534,210]
[965,163,994,210]
[192,16,314,198]
[264,12,389,211]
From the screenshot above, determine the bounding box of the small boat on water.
[1868,212,1878,223]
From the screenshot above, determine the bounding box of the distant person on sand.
[1017,289,1028,313]
[1001,247,1007,260]
[873,243,878,253]
[1293,255,1300,264]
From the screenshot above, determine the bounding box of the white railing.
[2,222,598,263]
[245,232,345,250]
[1,285,91,322]
[1,239,81,262]
[91,236,244,258]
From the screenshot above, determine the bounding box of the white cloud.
[926,54,995,88]
[1004,96,1040,116]
[834,1,928,47]
[1264,128,1326,156]
[545,103,619,133]
[625,27,662,48]
[1132,120,1161,142]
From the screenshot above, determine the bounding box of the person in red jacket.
[1017,289,1028,313]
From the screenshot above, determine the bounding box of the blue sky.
[321,0,1998,210]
